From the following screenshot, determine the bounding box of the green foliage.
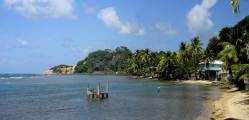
[206,36,222,58]
[235,65,249,80]
[231,0,240,14]
[156,51,178,79]
[232,64,249,72]
[73,15,249,82]
[218,42,239,77]
[190,37,204,79]
[219,79,231,86]
[112,46,132,72]
[74,46,132,73]
[128,49,158,76]
[218,16,249,64]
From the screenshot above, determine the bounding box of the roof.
[207,67,222,71]
[201,66,222,71]
[199,60,224,65]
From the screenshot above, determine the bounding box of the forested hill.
[74,15,249,80]
[74,46,132,74]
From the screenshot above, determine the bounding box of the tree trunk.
[235,79,245,90]
[228,67,233,78]
[194,61,198,80]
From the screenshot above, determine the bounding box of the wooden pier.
[86,81,109,100]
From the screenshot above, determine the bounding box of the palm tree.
[156,52,176,79]
[231,0,240,14]
[203,50,214,80]
[229,28,247,60]
[129,50,142,75]
[178,42,188,63]
[156,56,167,77]
[218,42,239,77]
[190,37,203,80]
[177,42,192,79]
[141,49,153,67]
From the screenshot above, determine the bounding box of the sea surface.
[0,74,220,120]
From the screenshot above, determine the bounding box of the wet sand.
[177,80,213,85]
[213,90,249,120]
[176,80,249,120]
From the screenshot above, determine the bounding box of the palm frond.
[235,66,249,80]
[231,0,240,14]
[218,42,232,47]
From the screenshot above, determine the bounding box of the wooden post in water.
[86,81,109,100]
[87,83,89,98]
[97,81,100,98]
[106,80,109,93]
[106,80,109,98]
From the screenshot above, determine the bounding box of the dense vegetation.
[74,47,132,74]
[75,16,249,86]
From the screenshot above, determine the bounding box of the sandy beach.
[179,80,249,119]
[213,90,249,120]
[177,80,213,85]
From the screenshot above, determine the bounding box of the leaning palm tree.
[231,0,240,14]
[218,42,239,77]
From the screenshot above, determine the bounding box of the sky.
[0,0,249,73]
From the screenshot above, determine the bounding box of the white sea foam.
[9,77,24,79]
[1,77,23,79]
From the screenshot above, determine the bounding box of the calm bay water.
[0,75,220,120]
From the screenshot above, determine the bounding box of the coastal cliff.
[43,64,75,75]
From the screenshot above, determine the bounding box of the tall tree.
[218,42,239,77]
[176,42,192,79]
[112,46,132,72]
[219,25,249,63]
[190,37,203,80]
[206,36,223,57]
[156,51,176,79]
[203,49,215,80]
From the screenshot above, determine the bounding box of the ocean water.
[0,75,220,120]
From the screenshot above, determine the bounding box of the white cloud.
[186,0,217,37]
[97,7,145,36]
[17,39,29,48]
[4,0,76,19]
[155,23,177,35]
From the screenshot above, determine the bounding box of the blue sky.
[0,0,249,73]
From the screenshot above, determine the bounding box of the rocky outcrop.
[43,64,75,75]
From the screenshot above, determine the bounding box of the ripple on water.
[0,75,220,120]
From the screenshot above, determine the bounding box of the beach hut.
[199,60,225,80]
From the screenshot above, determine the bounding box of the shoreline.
[212,89,249,120]
[177,80,213,85]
